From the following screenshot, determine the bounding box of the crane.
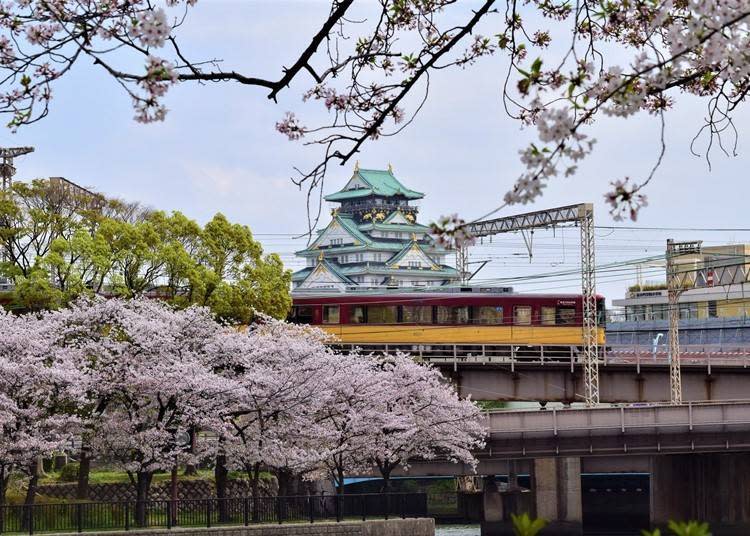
[0,146,34,190]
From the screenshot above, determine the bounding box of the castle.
[292,165,459,293]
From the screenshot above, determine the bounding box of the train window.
[597,300,607,324]
[455,306,470,325]
[437,306,452,324]
[708,301,718,318]
[322,306,340,324]
[556,307,576,325]
[541,306,556,325]
[475,306,503,325]
[514,306,532,325]
[368,305,398,324]
[402,306,432,324]
[349,306,366,324]
[292,306,314,324]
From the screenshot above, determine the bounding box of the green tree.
[11,270,63,311]
[0,179,93,280]
[2,182,292,320]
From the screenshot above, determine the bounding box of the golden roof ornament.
[388,162,393,173]
[318,251,324,262]
[411,232,417,241]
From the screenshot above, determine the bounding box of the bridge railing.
[485,399,750,438]
[333,342,750,370]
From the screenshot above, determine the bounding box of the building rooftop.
[324,168,424,202]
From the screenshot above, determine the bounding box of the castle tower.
[292,165,459,292]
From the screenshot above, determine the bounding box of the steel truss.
[461,203,600,406]
[666,240,702,404]
[0,146,34,190]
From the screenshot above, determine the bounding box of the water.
[435,525,480,536]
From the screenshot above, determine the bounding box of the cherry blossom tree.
[0,297,487,511]
[49,298,226,525]
[0,1,747,221]
[0,309,77,507]
[361,354,486,490]
[313,354,394,496]
[209,318,342,516]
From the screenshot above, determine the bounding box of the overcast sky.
[5,0,750,305]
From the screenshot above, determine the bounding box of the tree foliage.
[0,1,746,221]
[0,179,291,322]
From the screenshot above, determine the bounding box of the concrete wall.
[651,453,750,535]
[43,520,434,536]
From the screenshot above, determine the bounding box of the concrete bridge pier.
[531,457,582,535]
[480,458,582,535]
[650,453,750,535]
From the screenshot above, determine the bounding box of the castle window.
[408,261,420,268]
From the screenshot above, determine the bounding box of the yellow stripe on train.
[317,325,606,346]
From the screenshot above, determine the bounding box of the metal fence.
[0,493,428,534]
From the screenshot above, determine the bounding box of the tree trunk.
[336,467,345,496]
[275,468,294,521]
[247,462,261,522]
[380,467,393,493]
[134,471,153,527]
[170,466,178,526]
[214,455,228,522]
[275,468,291,497]
[22,463,39,530]
[76,448,91,500]
[0,465,7,506]
[184,428,198,476]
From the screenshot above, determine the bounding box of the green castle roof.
[324,168,424,202]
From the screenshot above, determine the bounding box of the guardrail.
[486,399,750,436]
[478,400,750,457]
[0,493,428,535]
[334,342,750,371]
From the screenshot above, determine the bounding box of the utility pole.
[456,245,469,285]
[0,146,34,190]
[666,239,702,404]
[579,208,599,406]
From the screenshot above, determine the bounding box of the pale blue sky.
[5,0,750,303]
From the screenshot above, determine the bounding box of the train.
[290,288,606,360]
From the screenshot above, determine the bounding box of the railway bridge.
[397,401,750,535]
[420,343,750,403]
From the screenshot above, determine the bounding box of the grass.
[38,468,271,486]
[476,400,507,410]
